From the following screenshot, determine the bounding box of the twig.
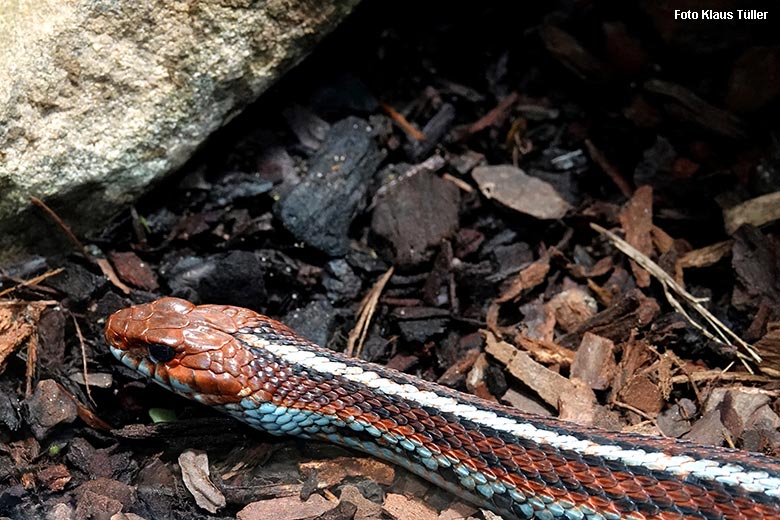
[72,315,96,407]
[611,399,658,423]
[380,102,426,141]
[441,173,474,193]
[585,140,634,199]
[669,370,778,386]
[25,324,38,398]
[30,197,88,256]
[94,257,132,295]
[31,197,131,295]
[346,267,394,358]
[467,91,518,135]
[0,268,64,298]
[591,223,761,366]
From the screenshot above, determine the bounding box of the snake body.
[106,297,780,519]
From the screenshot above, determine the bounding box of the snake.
[105,297,780,519]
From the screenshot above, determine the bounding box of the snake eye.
[148,343,177,363]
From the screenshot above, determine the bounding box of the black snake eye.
[148,344,177,363]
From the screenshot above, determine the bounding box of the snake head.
[105,297,258,404]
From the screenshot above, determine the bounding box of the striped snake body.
[105,297,780,520]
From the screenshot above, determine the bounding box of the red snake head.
[105,297,262,404]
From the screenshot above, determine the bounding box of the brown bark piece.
[383,493,439,520]
[571,333,616,391]
[675,240,732,285]
[298,457,395,489]
[514,334,574,367]
[237,494,334,520]
[108,251,160,291]
[339,485,382,520]
[619,185,654,287]
[485,331,579,410]
[651,225,675,254]
[558,289,660,347]
[643,79,746,139]
[540,25,612,81]
[0,301,46,370]
[465,353,499,402]
[372,171,460,266]
[25,379,78,440]
[37,464,71,492]
[558,378,597,426]
[618,375,664,415]
[755,322,780,377]
[731,226,780,310]
[707,387,775,441]
[437,501,479,520]
[492,257,550,312]
[76,479,134,509]
[466,91,519,135]
[566,256,613,279]
[437,348,480,387]
[75,491,123,520]
[519,297,556,342]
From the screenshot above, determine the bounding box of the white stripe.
[239,334,780,497]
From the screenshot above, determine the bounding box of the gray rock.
[0,0,360,261]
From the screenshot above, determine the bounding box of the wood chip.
[643,79,746,139]
[619,185,654,287]
[684,408,728,446]
[37,463,71,492]
[705,387,777,440]
[108,251,159,291]
[437,347,480,387]
[383,493,438,520]
[545,287,598,333]
[723,191,780,234]
[178,450,225,514]
[338,485,383,520]
[484,331,579,410]
[570,333,616,391]
[513,333,573,367]
[674,240,732,284]
[465,353,498,402]
[618,375,664,415]
[755,322,780,377]
[0,300,53,396]
[437,501,479,520]
[496,257,550,304]
[237,494,334,520]
[298,457,394,489]
[558,378,597,426]
[472,165,570,220]
[557,288,660,347]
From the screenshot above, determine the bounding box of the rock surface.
[0,0,360,261]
